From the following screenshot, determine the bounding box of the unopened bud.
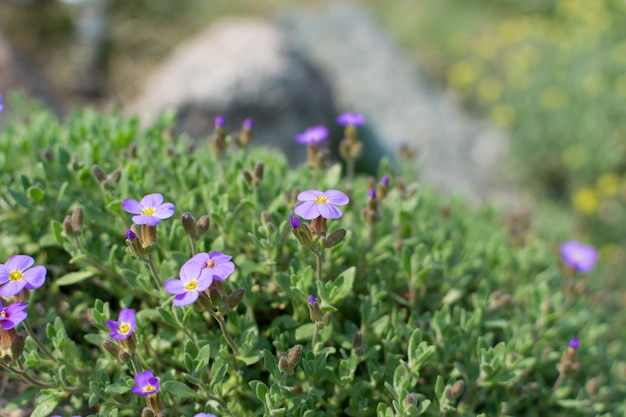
[63,216,74,236]
[586,376,600,396]
[195,292,213,311]
[253,161,264,183]
[141,407,155,417]
[321,312,332,327]
[197,215,210,235]
[308,295,322,322]
[127,143,137,159]
[41,147,54,162]
[403,393,418,409]
[108,169,122,185]
[287,345,302,372]
[141,225,157,249]
[182,212,197,239]
[278,352,289,373]
[70,206,83,235]
[10,335,25,360]
[118,350,131,363]
[209,286,223,307]
[91,165,107,183]
[102,340,124,358]
[450,380,464,398]
[242,169,253,185]
[325,229,346,248]
[225,288,246,311]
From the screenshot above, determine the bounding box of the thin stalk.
[0,361,54,389]
[314,251,323,282]
[144,255,162,289]
[188,235,197,256]
[197,383,228,408]
[22,321,55,361]
[551,373,565,394]
[129,353,142,376]
[208,310,239,371]
[312,326,320,355]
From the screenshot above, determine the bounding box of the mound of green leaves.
[0,101,623,417]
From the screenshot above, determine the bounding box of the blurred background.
[1,0,626,288]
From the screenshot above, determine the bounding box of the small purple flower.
[126,229,137,241]
[294,190,349,220]
[131,370,159,397]
[243,118,253,129]
[560,241,598,273]
[307,295,317,305]
[295,126,328,146]
[0,300,28,330]
[184,251,235,282]
[164,262,212,306]
[215,116,226,128]
[0,93,3,112]
[194,414,217,417]
[106,308,136,340]
[290,216,301,229]
[0,255,47,297]
[368,189,376,199]
[336,112,365,126]
[122,193,175,226]
[380,176,390,187]
[569,337,580,350]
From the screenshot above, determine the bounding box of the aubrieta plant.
[0,97,624,417]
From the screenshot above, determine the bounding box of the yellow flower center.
[205,260,216,268]
[184,280,198,291]
[143,383,156,393]
[9,270,23,282]
[0,311,6,318]
[314,196,329,204]
[141,207,156,216]
[118,323,131,334]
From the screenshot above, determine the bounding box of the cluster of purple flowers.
[294,112,365,147]
[164,251,235,306]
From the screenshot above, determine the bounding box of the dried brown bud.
[287,345,302,372]
[253,161,264,183]
[63,215,74,236]
[242,169,254,185]
[10,335,25,360]
[103,340,124,358]
[403,393,418,409]
[209,286,223,308]
[225,288,246,311]
[41,147,54,162]
[182,212,197,239]
[141,407,155,417]
[451,380,464,398]
[278,352,289,373]
[321,312,333,326]
[108,169,122,185]
[325,229,346,248]
[70,206,83,235]
[91,165,107,183]
[197,215,210,235]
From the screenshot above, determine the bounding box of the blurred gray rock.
[278,3,523,206]
[128,18,338,163]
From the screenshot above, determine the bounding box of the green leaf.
[105,381,131,394]
[30,396,60,417]
[328,266,355,305]
[28,186,45,201]
[55,270,95,286]
[162,380,200,399]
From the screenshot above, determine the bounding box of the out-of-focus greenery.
[1,97,625,416]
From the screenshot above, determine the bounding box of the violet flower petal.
[121,198,142,214]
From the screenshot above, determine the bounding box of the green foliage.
[0,102,624,416]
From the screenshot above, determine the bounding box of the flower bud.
[146,394,164,412]
[108,169,122,185]
[450,380,464,398]
[141,225,157,249]
[224,288,246,311]
[103,340,124,358]
[403,393,418,409]
[308,295,322,322]
[209,286,223,308]
[326,229,346,248]
[253,161,264,183]
[91,165,107,183]
[120,333,137,354]
[70,206,83,235]
[242,169,253,185]
[277,352,289,373]
[63,215,74,236]
[182,212,197,239]
[195,292,213,311]
[197,215,210,235]
[287,345,302,372]
[41,147,54,162]
[311,216,328,236]
[141,408,155,417]
[321,312,333,327]
[10,334,25,360]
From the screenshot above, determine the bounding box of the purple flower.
[295,126,328,146]
[290,216,301,229]
[215,116,226,128]
[560,241,598,273]
[131,370,159,397]
[380,176,390,187]
[183,251,235,282]
[164,262,212,306]
[122,193,175,226]
[0,93,3,112]
[569,337,580,350]
[368,189,376,199]
[243,118,253,129]
[294,190,349,220]
[0,300,28,330]
[194,414,217,417]
[106,308,136,340]
[307,295,317,305]
[0,255,47,297]
[336,112,365,126]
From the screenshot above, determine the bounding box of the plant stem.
[312,326,320,355]
[144,255,162,289]
[22,321,55,362]
[188,235,197,256]
[130,353,142,375]
[0,361,55,390]
[208,310,239,371]
[314,251,323,282]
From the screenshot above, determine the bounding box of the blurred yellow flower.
[473,35,499,60]
[477,78,503,103]
[562,145,588,169]
[490,104,516,127]
[612,41,626,65]
[447,61,481,88]
[616,75,626,98]
[583,73,606,96]
[600,243,622,263]
[541,87,567,110]
[572,187,598,214]
[596,173,620,197]
[498,18,530,44]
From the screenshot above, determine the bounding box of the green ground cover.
[0,100,624,416]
